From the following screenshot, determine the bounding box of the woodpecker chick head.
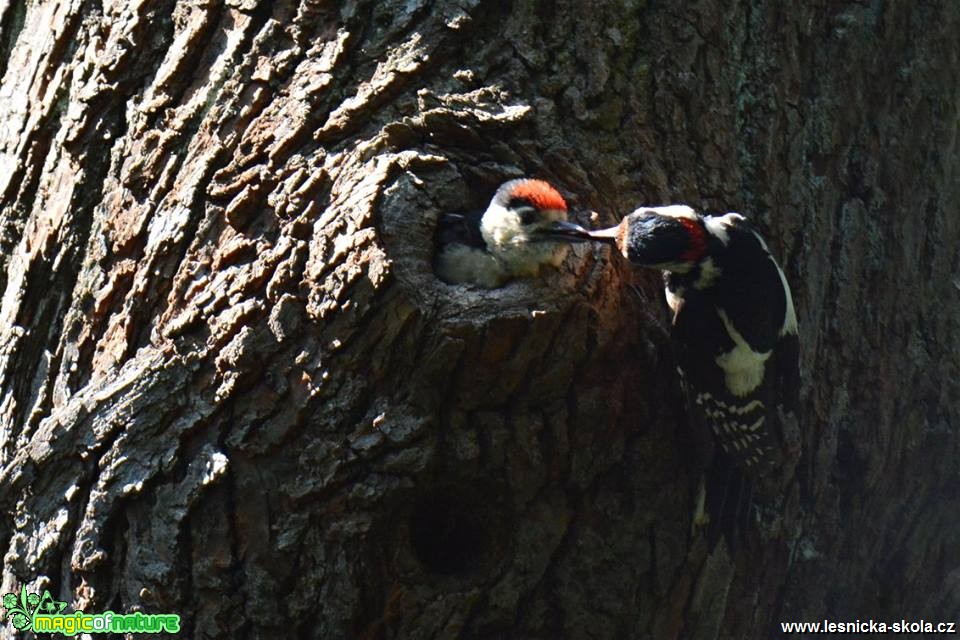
[479,179,582,267]
[435,179,585,288]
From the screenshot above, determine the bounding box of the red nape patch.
[511,180,568,211]
[678,216,708,262]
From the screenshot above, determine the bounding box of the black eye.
[516,206,538,225]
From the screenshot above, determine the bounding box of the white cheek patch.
[703,213,744,245]
[480,202,524,248]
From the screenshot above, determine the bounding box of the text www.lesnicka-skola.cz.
[780,620,956,634]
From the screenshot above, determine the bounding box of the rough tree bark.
[0,0,957,638]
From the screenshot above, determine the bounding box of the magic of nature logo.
[2,586,180,635]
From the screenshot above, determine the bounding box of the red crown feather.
[510,180,568,211]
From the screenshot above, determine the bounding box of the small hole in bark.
[409,487,491,575]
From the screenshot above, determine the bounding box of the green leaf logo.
[1,586,37,631]
[11,611,29,630]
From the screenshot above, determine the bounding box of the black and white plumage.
[434,179,585,288]
[546,205,799,529]
[652,207,798,477]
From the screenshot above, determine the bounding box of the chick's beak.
[531,219,593,242]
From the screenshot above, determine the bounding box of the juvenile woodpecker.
[548,205,799,506]
[434,179,584,288]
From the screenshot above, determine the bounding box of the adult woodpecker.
[434,179,584,288]
[547,205,799,532]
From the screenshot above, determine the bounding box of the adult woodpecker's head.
[543,205,710,274]
[435,178,588,288]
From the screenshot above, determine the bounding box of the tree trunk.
[1,0,957,638]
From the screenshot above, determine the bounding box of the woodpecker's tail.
[705,451,754,552]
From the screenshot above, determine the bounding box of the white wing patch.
[480,202,521,247]
[694,256,721,290]
[714,308,772,396]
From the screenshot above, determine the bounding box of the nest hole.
[409,486,499,576]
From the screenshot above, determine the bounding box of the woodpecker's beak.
[583,225,620,245]
[532,220,594,242]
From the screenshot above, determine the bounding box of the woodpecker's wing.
[671,298,779,473]
[717,215,800,475]
[775,330,800,417]
[436,210,485,250]
[670,218,798,477]
[704,214,793,353]
[434,210,508,288]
